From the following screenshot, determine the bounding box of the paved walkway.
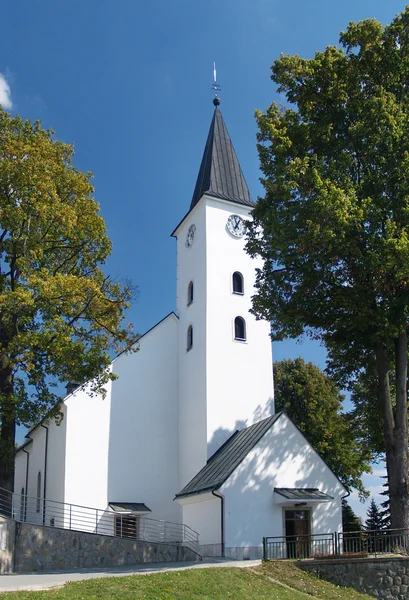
[0,558,262,592]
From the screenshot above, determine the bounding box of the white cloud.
[0,73,12,110]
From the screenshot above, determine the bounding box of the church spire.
[190,101,254,210]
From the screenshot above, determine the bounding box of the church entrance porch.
[284,509,311,558]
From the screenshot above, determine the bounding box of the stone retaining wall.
[299,556,409,599]
[0,517,199,573]
[0,517,15,574]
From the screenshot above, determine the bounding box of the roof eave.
[174,485,220,501]
[171,194,254,239]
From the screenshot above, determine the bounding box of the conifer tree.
[342,498,362,533]
[365,498,384,531]
[379,477,391,529]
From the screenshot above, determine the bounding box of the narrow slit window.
[36,472,41,513]
[187,325,193,351]
[187,281,194,305]
[234,317,246,341]
[232,272,244,294]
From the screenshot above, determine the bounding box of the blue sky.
[2,0,406,518]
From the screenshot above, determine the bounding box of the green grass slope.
[0,563,373,600]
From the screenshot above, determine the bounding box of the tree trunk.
[0,364,15,494]
[376,334,409,530]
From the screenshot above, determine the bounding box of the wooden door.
[284,510,311,558]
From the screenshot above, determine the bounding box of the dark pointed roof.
[175,413,282,499]
[190,107,254,209]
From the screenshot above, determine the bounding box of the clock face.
[227,214,245,238]
[186,224,196,247]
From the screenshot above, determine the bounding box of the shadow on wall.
[217,416,343,547]
[207,396,275,459]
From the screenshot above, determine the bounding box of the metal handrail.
[0,487,199,554]
[339,528,409,558]
[263,532,334,560]
[263,528,409,560]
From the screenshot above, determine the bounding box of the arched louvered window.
[36,472,41,513]
[20,487,25,522]
[187,281,194,305]
[234,317,246,341]
[232,272,244,294]
[187,325,193,351]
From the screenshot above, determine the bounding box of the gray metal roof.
[109,502,151,513]
[190,107,254,210]
[274,488,334,501]
[175,413,282,499]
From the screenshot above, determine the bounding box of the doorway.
[284,509,311,558]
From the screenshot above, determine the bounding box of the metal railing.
[340,528,409,558]
[263,533,335,560]
[263,529,409,560]
[0,487,199,554]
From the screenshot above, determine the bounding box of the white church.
[14,98,346,558]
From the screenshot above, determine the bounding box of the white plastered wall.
[107,313,180,523]
[205,198,274,457]
[175,201,208,489]
[14,412,67,526]
[63,378,112,511]
[220,414,345,548]
[178,493,221,547]
[174,196,274,488]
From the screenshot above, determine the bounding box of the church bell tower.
[172,98,274,488]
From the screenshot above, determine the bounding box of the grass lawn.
[0,563,373,600]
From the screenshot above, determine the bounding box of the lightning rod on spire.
[211,61,221,106]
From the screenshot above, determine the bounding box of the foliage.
[274,358,371,496]
[342,498,362,533]
[364,498,384,531]
[348,365,386,456]
[0,109,136,490]
[0,565,374,600]
[247,8,409,529]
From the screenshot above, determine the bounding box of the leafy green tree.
[247,8,409,529]
[0,109,136,491]
[342,498,362,533]
[365,498,384,531]
[274,358,371,496]
[348,365,385,457]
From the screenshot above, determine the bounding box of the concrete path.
[0,558,262,592]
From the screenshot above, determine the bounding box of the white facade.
[221,415,344,547]
[179,493,221,547]
[177,413,345,553]
[108,313,180,523]
[174,196,274,486]
[13,105,344,555]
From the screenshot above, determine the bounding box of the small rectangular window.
[115,515,140,538]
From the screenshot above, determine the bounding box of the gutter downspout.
[212,490,225,558]
[338,488,351,556]
[40,423,49,525]
[22,443,30,522]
